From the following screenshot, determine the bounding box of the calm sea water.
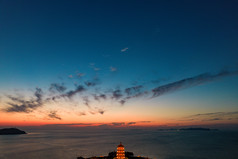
[0,129,238,159]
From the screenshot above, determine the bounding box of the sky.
[0,0,238,128]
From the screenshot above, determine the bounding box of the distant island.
[179,128,211,131]
[77,142,149,159]
[0,128,27,135]
[157,127,218,131]
[179,128,218,131]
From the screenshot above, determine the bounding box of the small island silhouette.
[0,128,27,135]
[179,128,210,131]
[77,142,149,159]
[179,127,218,131]
[157,127,218,131]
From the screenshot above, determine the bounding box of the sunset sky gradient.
[1,0,238,128]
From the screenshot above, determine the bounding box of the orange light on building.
[116,142,125,159]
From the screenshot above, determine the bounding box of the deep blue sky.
[1,0,238,85]
[0,0,238,126]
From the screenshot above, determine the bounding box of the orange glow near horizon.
[1,111,237,128]
[1,99,238,128]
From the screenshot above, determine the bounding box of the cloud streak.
[110,66,117,72]
[93,94,107,101]
[3,88,44,113]
[111,88,123,100]
[62,85,85,98]
[183,111,238,122]
[48,111,62,120]
[84,77,100,87]
[89,63,100,71]
[2,68,238,118]
[125,85,143,96]
[49,83,66,93]
[152,70,238,98]
[121,47,128,52]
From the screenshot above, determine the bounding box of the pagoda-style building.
[77,142,149,159]
[116,142,125,159]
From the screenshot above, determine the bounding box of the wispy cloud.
[88,107,105,115]
[41,121,141,128]
[112,122,125,126]
[3,88,43,113]
[49,83,66,93]
[121,47,128,52]
[139,121,152,123]
[119,99,126,105]
[127,122,136,125]
[2,68,238,119]
[97,108,105,115]
[62,85,85,98]
[78,112,86,116]
[110,66,117,72]
[76,73,85,78]
[43,123,93,127]
[152,70,238,98]
[125,85,143,96]
[111,88,123,100]
[48,111,62,120]
[82,96,90,107]
[89,63,100,71]
[110,121,151,126]
[112,69,238,105]
[84,77,100,87]
[182,111,238,122]
[118,85,148,105]
[93,94,107,101]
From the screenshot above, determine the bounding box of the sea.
[0,128,238,159]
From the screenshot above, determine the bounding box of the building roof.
[117,142,124,147]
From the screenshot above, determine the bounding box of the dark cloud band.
[152,70,238,98]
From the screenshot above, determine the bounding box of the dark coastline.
[0,128,27,135]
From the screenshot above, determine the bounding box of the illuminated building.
[77,142,150,159]
[116,142,125,159]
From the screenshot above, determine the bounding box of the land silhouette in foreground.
[77,142,149,159]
